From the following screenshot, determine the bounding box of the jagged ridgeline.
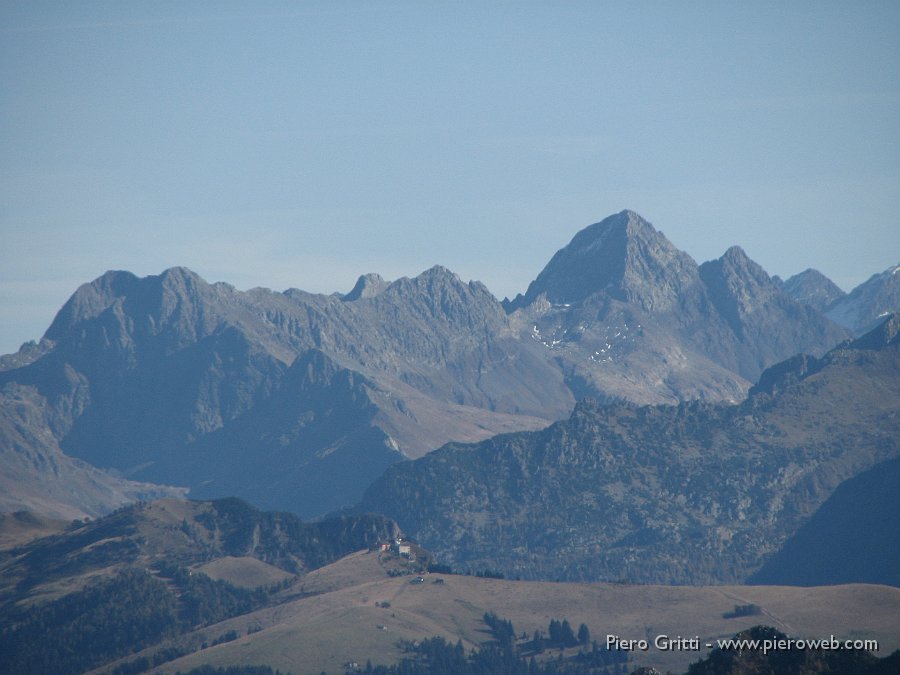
[3,210,877,523]
[0,498,399,675]
[358,316,900,584]
[0,264,571,520]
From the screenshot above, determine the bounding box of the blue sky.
[2,2,898,354]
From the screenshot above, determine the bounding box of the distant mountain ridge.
[778,268,846,312]
[0,265,567,517]
[0,210,881,520]
[778,264,900,336]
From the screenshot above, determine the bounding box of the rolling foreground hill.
[359,315,900,584]
[0,211,856,521]
[1,510,897,675]
[0,498,399,674]
[154,559,899,675]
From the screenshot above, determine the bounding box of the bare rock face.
[505,211,849,406]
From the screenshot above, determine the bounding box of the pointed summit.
[699,246,849,374]
[379,265,505,330]
[701,246,776,301]
[514,210,701,313]
[782,268,846,312]
[343,273,389,301]
[699,246,793,337]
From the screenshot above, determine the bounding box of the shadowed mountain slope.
[748,456,900,587]
[0,382,185,520]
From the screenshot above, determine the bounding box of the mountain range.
[5,210,889,524]
[1,209,898,675]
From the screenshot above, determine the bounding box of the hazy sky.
[2,2,898,355]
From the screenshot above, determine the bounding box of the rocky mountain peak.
[43,270,140,341]
[415,264,463,284]
[39,266,242,366]
[563,209,640,256]
[717,245,768,279]
[782,268,846,312]
[154,266,206,297]
[343,273,389,301]
[698,247,850,378]
[381,265,500,318]
[512,210,700,312]
[699,246,780,326]
[384,265,462,293]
